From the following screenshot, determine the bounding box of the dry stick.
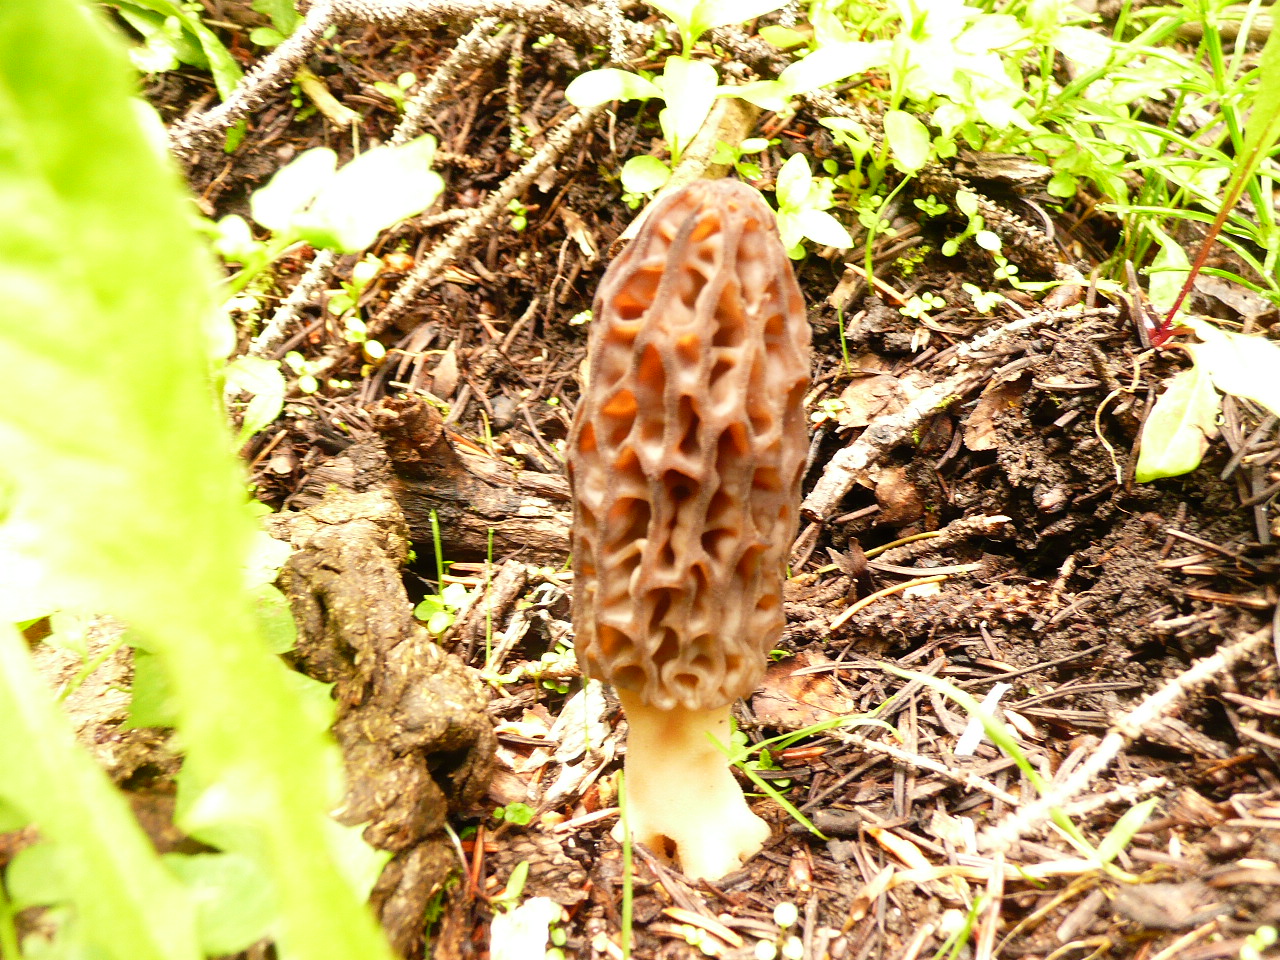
[1055,775,1167,820]
[390,16,508,146]
[832,730,1020,806]
[171,0,646,155]
[974,851,1004,960]
[169,0,339,155]
[371,103,607,336]
[801,307,1117,520]
[874,514,1012,566]
[978,625,1273,855]
[248,16,509,357]
[338,0,653,47]
[253,251,337,358]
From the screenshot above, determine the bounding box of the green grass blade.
[1165,22,1280,322]
[884,667,1046,790]
[1095,798,1158,865]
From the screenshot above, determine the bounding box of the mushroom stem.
[617,689,770,881]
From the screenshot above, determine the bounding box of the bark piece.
[270,482,495,959]
[370,396,572,565]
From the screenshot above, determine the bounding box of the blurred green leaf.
[294,136,445,252]
[6,842,70,910]
[620,155,672,194]
[1186,318,1280,420]
[1135,364,1220,482]
[116,0,243,98]
[656,56,718,158]
[254,584,299,653]
[224,355,286,444]
[251,0,300,35]
[564,68,661,107]
[127,647,179,728]
[251,148,337,234]
[162,852,277,955]
[776,41,890,96]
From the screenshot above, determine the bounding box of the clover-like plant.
[773,154,854,258]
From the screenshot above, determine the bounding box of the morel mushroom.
[567,179,810,880]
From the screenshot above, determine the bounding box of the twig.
[802,307,1117,520]
[296,66,361,126]
[170,0,650,154]
[169,0,339,155]
[372,104,607,335]
[832,730,1020,806]
[978,625,1272,854]
[249,17,509,357]
[392,17,509,145]
[874,515,1011,565]
[829,575,949,630]
[339,0,653,48]
[251,251,337,358]
[1055,776,1168,820]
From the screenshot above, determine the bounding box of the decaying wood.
[269,480,496,959]
[371,396,572,564]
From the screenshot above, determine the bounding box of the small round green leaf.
[620,155,671,194]
[884,110,931,173]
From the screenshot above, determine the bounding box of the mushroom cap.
[567,179,811,712]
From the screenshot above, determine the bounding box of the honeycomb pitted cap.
[567,180,811,712]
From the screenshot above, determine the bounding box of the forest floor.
[80,3,1280,958]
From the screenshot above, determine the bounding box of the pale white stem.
[616,690,769,881]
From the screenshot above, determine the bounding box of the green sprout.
[754,902,804,960]
[372,71,416,113]
[941,191,1001,257]
[914,194,947,217]
[492,802,535,826]
[900,292,945,319]
[992,255,1020,284]
[507,198,529,232]
[962,282,1005,313]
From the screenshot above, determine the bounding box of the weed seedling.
[940,191,1000,257]
[754,902,803,960]
[492,803,535,826]
[900,292,945,319]
[773,154,854,258]
[372,71,416,113]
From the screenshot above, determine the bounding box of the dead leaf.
[752,649,854,729]
[439,265,482,285]
[1194,274,1273,318]
[874,465,924,524]
[964,374,1031,450]
[560,208,598,261]
[1112,881,1229,930]
[836,375,909,428]
[844,865,895,928]
[432,342,459,399]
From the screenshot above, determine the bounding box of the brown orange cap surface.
[568,180,811,711]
